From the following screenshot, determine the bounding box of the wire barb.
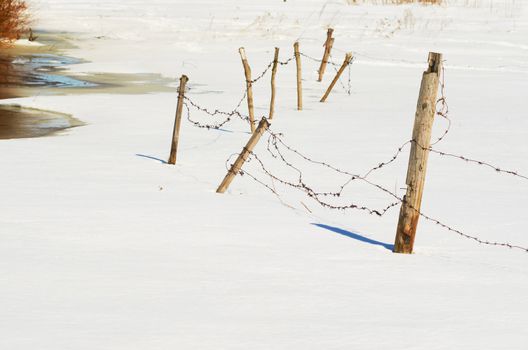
[179,48,528,254]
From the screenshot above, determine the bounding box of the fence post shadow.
[136,153,168,164]
[312,223,393,251]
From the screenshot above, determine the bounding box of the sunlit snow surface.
[1,1,527,349]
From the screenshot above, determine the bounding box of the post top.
[427,52,443,74]
[239,47,247,59]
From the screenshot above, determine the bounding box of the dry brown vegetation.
[0,0,29,47]
[347,0,443,4]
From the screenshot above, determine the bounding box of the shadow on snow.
[135,154,167,164]
[312,223,393,251]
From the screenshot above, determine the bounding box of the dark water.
[0,104,83,139]
[0,53,96,90]
[0,34,176,139]
[0,49,93,139]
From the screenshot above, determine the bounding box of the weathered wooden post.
[269,47,280,120]
[318,28,334,82]
[393,52,443,254]
[239,47,256,133]
[294,42,302,110]
[216,118,270,194]
[320,52,353,103]
[168,75,188,165]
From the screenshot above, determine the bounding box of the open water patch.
[0,104,83,139]
[0,32,177,139]
[9,54,97,88]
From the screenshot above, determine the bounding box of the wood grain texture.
[168,75,188,165]
[393,52,442,254]
[269,47,280,120]
[294,42,303,111]
[320,52,352,103]
[239,47,256,133]
[216,118,270,193]
[318,28,334,82]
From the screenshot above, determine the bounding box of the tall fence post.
[239,47,256,133]
[318,28,334,82]
[168,75,188,165]
[216,118,270,194]
[393,52,443,254]
[294,42,302,111]
[320,52,352,103]
[269,47,280,120]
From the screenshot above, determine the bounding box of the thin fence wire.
[174,47,527,253]
[239,129,528,253]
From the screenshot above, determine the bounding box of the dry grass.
[347,0,443,4]
[0,0,29,47]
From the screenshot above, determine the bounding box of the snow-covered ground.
[1,0,527,348]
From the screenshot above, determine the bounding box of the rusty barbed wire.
[241,149,401,216]
[182,49,354,131]
[300,52,344,67]
[329,54,354,95]
[183,91,249,130]
[182,55,295,130]
[427,147,528,181]
[180,51,528,253]
[432,64,451,146]
[229,131,528,253]
[250,55,296,84]
[364,64,451,178]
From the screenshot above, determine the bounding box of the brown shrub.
[0,0,29,47]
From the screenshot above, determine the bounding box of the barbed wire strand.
[236,141,528,253]
[179,49,528,253]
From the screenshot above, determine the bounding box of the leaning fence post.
[168,75,189,165]
[239,47,256,133]
[320,52,353,103]
[318,28,334,82]
[269,47,280,120]
[294,42,302,111]
[216,117,270,194]
[393,52,443,254]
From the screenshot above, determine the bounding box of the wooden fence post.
[168,75,188,165]
[269,47,280,120]
[393,52,443,254]
[216,117,270,194]
[239,47,256,133]
[294,42,302,111]
[320,52,353,103]
[318,28,334,82]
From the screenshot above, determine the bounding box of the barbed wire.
[362,63,451,179]
[244,149,401,216]
[183,91,249,130]
[328,54,354,95]
[181,48,358,131]
[432,64,451,146]
[427,147,528,181]
[179,49,527,253]
[231,131,528,253]
[250,55,296,84]
[426,67,528,182]
[182,55,296,130]
[299,52,344,67]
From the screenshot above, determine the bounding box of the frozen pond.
[0,33,176,139]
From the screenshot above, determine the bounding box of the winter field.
[1,0,528,348]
